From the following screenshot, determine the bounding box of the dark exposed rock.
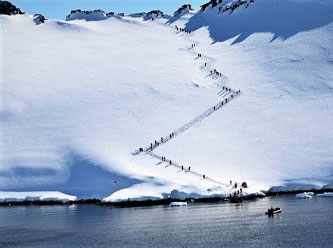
[147,10,163,17]
[33,13,46,24]
[66,9,124,21]
[201,0,254,13]
[0,0,24,15]
[201,0,223,12]
[129,12,146,18]
[174,4,194,16]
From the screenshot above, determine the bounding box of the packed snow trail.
[134,89,240,154]
[147,151,228,186]
[133,20,242,187]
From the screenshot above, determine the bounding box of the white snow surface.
[0,191,76,203]
[1,0,333,202]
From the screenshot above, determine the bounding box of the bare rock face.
[174,4,193,17]
[33,14,46,25]
[0,1,24,15]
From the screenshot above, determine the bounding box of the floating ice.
[169,202,188,207]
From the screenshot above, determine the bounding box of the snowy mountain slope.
[1,0,332,201]
[187,0,333,43]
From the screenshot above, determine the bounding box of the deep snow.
[1,0,332,202]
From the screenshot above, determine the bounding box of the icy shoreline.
[1,188,332,207]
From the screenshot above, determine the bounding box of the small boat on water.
[265,207,281,216]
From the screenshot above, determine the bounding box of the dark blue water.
[0,195,332,247]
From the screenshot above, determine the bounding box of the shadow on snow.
[184,1,333,44]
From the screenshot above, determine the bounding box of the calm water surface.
[0,195,332,247]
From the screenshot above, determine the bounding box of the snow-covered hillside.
[1,0,332,202]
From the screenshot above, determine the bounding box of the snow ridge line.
[133,21,242,186]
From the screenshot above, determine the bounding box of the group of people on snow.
[229,180,248,198]
[210,69,222,77]
[175,25,191,34]
[139,132,176,152]
[137,27,244,187]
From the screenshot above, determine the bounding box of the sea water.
[0,195,332,247]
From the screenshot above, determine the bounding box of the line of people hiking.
[161,156,192,172]
[160,154,212,182]
[137,24,244,186]
[210,69,222,77]
[175,25,191,34]
[139,133,175,152]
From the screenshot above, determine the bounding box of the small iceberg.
[295,192,314,199]
[317,192,333,197]
[169,201,187,207]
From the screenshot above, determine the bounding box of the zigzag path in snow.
[132,20,242,187]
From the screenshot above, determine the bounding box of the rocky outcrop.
[33,14,46,24]
[201,0,223,12]
[146,10,164,18]
[0,1,24,15]
[174,4,194,16]
[66,9,124,21]
[201,0,254,13]
[129,10,164,20]
[219,0,254,13]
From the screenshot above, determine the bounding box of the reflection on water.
[0,195,332,247]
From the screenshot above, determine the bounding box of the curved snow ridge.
[0,191,77,203]
[103,187,225,203]
[102,185,261,203]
